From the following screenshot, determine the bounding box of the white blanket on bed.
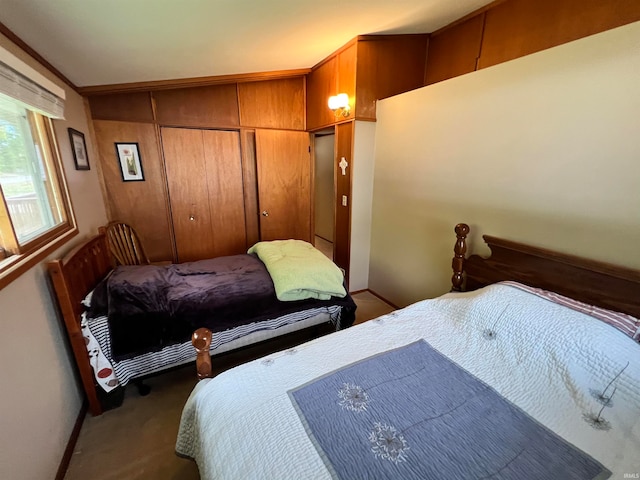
[176,283,640,479]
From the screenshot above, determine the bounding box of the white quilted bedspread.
[176,283,640,479]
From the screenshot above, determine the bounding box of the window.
[0,93,75,285]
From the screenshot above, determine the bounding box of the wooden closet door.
[255,129,311,242]
[163,127,215,262]
[162,127,246,262]
[202,129,246,256]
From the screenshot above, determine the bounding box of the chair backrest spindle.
[105,222,150,266]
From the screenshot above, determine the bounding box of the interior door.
[255,129,311,242]
[162,127,246,262]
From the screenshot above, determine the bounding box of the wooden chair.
[104,222,150,266]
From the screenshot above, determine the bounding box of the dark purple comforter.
[91,254,356,361]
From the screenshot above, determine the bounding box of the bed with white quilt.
[176,224,640,479]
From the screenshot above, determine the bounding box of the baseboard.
[313,234,333,244]
[55,400,88,480]
[351,288,399,310]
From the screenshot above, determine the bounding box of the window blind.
[0,49,65,119]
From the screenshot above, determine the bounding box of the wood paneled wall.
[355,35,429,120]
[88,76,306,262]
[479,0,640,68]
[88,76,305,129]
[92,120,174,261]
[306,35,429,130]
[306,55,340,131]
[425,15,485,85]
[426,0,640,85]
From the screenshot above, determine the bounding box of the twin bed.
[47,234,356,415]
[177,224,640,479]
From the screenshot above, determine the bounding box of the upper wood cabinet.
[425,15,485,86]
[238,77,305,130]
[306,35,429,130]
[426,0,640,82]
[478,0,640,69]
[87,76,307,131]
[153,84,240,128]
[88,92,154,123]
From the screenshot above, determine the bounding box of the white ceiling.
[0,0,493,88]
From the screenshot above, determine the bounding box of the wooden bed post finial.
[192,328,213,380]
[451,223,470,292]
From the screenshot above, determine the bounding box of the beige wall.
[349,120,376,291]
[369,21,640,307]
[0,35,108,479]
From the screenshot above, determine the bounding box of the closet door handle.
[189,215,195,221]
[262,211,269,217]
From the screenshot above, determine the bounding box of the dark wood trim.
[333,122,353,280]
[0,21,77,92]
[55,401,88,480]
[77,68,311,95]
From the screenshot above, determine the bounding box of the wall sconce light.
[328,93,350,118]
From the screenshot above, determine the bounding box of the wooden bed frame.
[193,223,640,379]
[47,229,340,416]
[47,231,112,416]
[451,223,640,319]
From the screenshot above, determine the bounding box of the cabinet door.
[202,129,247,256]
[255,130,311,242]
[162,127,246,262]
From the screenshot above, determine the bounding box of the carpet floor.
[63,290,395,480]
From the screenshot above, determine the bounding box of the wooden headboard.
[47,231,113,415]
[451,223,640,319]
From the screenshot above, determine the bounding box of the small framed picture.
[115,143,144,182]
[68,128,90,170]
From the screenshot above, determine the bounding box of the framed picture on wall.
[115,143,144,182]
[68,128,90,170]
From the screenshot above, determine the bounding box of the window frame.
[0,111,77,290]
